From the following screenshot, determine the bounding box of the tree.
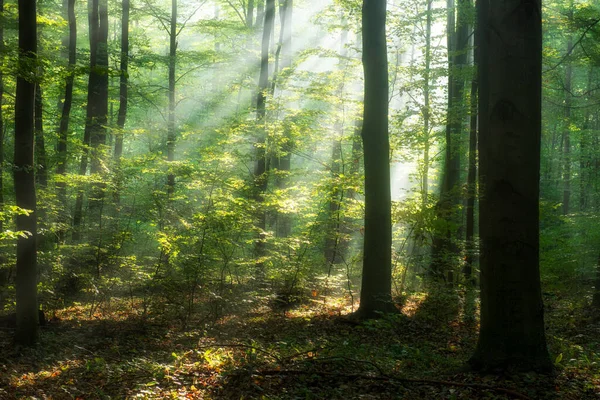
[469,0,551,370]
[114,0,129,204]
[0,0,6,306]
[429,0,470,284]
[56,0,76,212]
[355,0,395,319]
[15,0,39,345]
[253,0,275,270]
[34,83,47,188]
[73,0,109,240]
[167,0,177,198]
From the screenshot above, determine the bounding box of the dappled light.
[1,0,600,397]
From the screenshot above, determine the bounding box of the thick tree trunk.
[167,0,177,198]
[469,0,551,371]
[355,0,394,318]
[15,0,39,346]
[89,0,109,194]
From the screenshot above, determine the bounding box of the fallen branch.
[256,369,531,400]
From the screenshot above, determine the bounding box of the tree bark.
[56,0,76,229]
[562,36,573,216]
[430,0,469,283]
[253,0,275,270]
[355,0,394,318]
[15,0,39,346]
[273,0,292,238]
[114,0,129,204]
[73,0,102,240]
[0,0,7,308]
[464,19,477,286]
[421,0,433,208]
[34,84,47,188]
[469,0,551,371]
[167,0,177,198]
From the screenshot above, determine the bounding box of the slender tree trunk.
[355,0,394,319]
[430,0,468,283]
[253,0,275,270]
[469,0,551,371]
[324,140,343,265]
[15,0,39,345]
[324,27,349,263]
[562,37,573,215]
[464,59,477,286]
[56,0,76,226]
[592,251,600,308]
[114,0,129,204]
[464,16,477,286]
[34,84,47,188]
[73,0,100,240]
[0,0,7,308]
[273,0,292,238]
[167,0,177,198]
[421,0,433,208]
[246,0,254,27]
[580,68,592,212]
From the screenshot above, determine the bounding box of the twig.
[543,18,600,75]
[256,370,531,400]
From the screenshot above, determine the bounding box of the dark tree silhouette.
[14,0,39,345]
[470,0,551,370]
[355,0,395,319]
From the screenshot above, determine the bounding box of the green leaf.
[554,353,563,364]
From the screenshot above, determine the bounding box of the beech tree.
[15,0,39,345]
[355,0,394,319]
[470,0,551,370]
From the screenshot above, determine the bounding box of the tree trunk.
[464,20,477,286]
[0,0,7,308]
[56,0,76,239]
[114,0,129,204]
[355,0,394,319]
[89,0,109,197]
[15,0,39,346]
[167,0,177,198]
[421,0,433,208]
[246,0,254,27]
[253,0,275,270]
[469,0,551,371]
[273,0,292,238]
[562,37,573,215]
[34,84,47,188]
[429,0,468,283]
[73,0,101,240]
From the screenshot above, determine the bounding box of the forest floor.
[0,288,599,399]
